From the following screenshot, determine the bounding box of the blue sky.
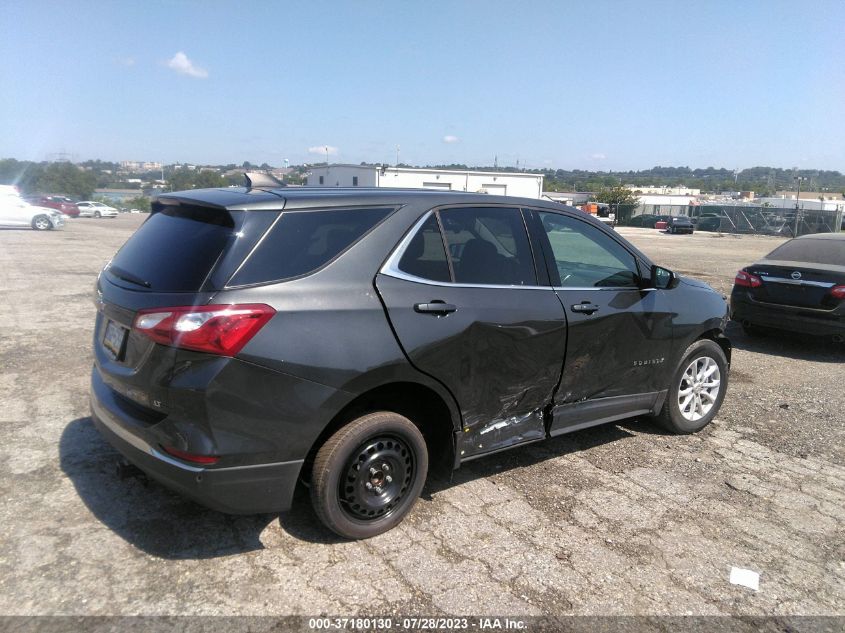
[2,1,843,171]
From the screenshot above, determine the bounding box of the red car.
[24,195,80,217]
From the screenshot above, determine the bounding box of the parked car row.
[0,185,65,230]
[19,195,120,219]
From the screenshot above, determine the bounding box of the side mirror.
[650,265,677,289]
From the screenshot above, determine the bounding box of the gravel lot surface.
[0,216,842,618]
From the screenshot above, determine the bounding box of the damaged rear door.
[376,206,567,461]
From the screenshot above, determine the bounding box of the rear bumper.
[731,294,845,337]
[90,368,302,514]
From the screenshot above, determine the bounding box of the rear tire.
[32,215,52,230]
[650,339,728,434]
[310,411,428,539]
[94,211,101,218]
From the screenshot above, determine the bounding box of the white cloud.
[443,135,459,144]
[116,56,136,67]
[308,145,339,156]
[591,152,607,160]
[166,51,208,78]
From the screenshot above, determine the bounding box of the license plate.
[103,320,127,359]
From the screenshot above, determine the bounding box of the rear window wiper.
[107,265,151,288]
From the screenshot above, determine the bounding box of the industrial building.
[305,164,544,199]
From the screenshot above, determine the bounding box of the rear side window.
[397,215,451,282]
[439,207,537,286]
[229,207,392,286]
[765,238,844,266]
[108,205,244,292]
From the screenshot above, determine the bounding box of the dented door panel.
[375,274,566,459]
[552,287,675,405]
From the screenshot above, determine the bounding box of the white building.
[625,185,701,196]
[757,196,845,212]
[119,161,162,173]
[305,165,544,199]
[541,191,593,206]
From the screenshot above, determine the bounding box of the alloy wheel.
[677,356,721,421]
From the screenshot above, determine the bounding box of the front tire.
[32,215,52,230]
[651,339,728,434]
[94,211,101,218]
[310,412,428,539]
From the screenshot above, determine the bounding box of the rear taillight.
[133,304,275,356]
[831,285,845,300]
[734,270,763,288]
[161,446,219,464]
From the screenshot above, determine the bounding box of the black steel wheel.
[310,412,428,539]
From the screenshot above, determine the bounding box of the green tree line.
[0,159,98,199]
[5,157,844,199]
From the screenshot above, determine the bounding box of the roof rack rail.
[243,172,285,188]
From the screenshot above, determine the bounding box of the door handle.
[414,301,457,315]
[571,302,599,315]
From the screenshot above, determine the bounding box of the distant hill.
[4,157,843,198]
[423,164,845,196]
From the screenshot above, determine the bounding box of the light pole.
[793,176,807,237]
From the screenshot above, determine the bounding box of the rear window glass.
[107,206,244,292]
[766,238,845,266]
[228,207,392,286]
[397,215,451,282]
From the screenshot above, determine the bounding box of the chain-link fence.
[618,203,844,237]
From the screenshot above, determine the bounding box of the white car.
[0,185,65,230]
[77,201,119,218]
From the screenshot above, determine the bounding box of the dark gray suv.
[91,186,731,538]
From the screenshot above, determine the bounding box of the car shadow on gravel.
[727,322,845,363]
[279,421,643,544]
[63,415,660,549]
[60,417,276,559]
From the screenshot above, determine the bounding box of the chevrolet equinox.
[91,185,731,539]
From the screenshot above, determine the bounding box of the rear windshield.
[765,238,845,266]
[227,207,393,287]
[107,205,246,292]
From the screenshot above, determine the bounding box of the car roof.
[792,233,845,241]
[153,186,573,213]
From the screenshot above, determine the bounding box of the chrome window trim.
[553,286,654,292]
[381,210,647,292]
[760,276,835,288]
[383,267,551,290]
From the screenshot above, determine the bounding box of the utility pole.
[793,176,806,237]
